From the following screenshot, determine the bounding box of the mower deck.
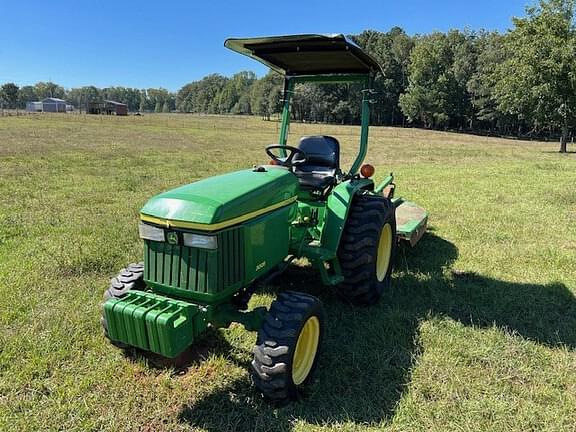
[395,199,428,246]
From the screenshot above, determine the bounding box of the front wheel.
[101,262,145,346]
[251,291,324,403]
[337,193,397,305]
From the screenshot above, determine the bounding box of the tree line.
[1,0,573,151]
[0,82,176,113]
[175,0,576,152]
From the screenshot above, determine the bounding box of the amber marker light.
[360,164,375,178]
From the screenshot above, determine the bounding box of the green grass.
[1,113,575,431]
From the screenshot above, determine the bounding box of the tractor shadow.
[124,327,246,374]
[177,234,576,431]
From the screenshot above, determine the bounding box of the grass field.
[1,113,575,431]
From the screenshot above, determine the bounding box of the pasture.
[0,113,575,431]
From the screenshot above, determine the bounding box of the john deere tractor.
[102,34,428,403]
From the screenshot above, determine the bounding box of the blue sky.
[0,0,529,91]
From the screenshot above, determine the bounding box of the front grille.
[143,226,244,296]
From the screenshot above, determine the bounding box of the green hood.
[140,167,298,227]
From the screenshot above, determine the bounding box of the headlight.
[139,223,165,242]
[182,233,218,250]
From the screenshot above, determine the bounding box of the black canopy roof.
[224,34,382,77]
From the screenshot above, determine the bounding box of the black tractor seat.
[293,135,340,190]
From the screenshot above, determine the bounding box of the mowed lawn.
[1,113,575,432]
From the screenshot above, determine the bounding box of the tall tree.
[449,30,478,129]
[0,83,19,109]
[400,33,452,128]
[17,86,37,108]
[34,81,65,99]
[250,72,282,120]
[494,0,576,152]
[217,71,256,114]
[353,28,414,125]
[467,32,508,131]
[176,75,228,113]
[177,82,199,112]
[66,86,100,111]
[139,92,147,112]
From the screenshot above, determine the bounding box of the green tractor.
[102,34,428,403]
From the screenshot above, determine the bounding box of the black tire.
[337,193,396,305]
[251,291,324,403]
[101,262,145,346]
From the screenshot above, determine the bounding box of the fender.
[320,178,374,255]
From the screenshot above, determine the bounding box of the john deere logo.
[166,231,178,245]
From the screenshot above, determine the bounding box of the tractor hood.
[140,167,298,230]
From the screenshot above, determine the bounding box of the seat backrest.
[297,135,340,169]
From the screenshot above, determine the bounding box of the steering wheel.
[265,145,308,168]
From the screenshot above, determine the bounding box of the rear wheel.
[101,262,145,346]
[337,193,396,305]
[251,291,324,403]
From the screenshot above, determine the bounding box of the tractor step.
[394,199,428,246]
[103,291,207,358]
[301,241,336,261]
[300,242,344,285]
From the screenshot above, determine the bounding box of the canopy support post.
[350,76,373,175]
[278,78,294,157]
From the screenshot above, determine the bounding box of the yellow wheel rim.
[376,223,393,282]
[292,316,320,385]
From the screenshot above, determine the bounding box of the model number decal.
[256,261,266,272]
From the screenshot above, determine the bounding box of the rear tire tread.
[337,194,396,305]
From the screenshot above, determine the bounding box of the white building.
[26,101,43,112]
[25,98,69,113]
[41,98,66,113]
